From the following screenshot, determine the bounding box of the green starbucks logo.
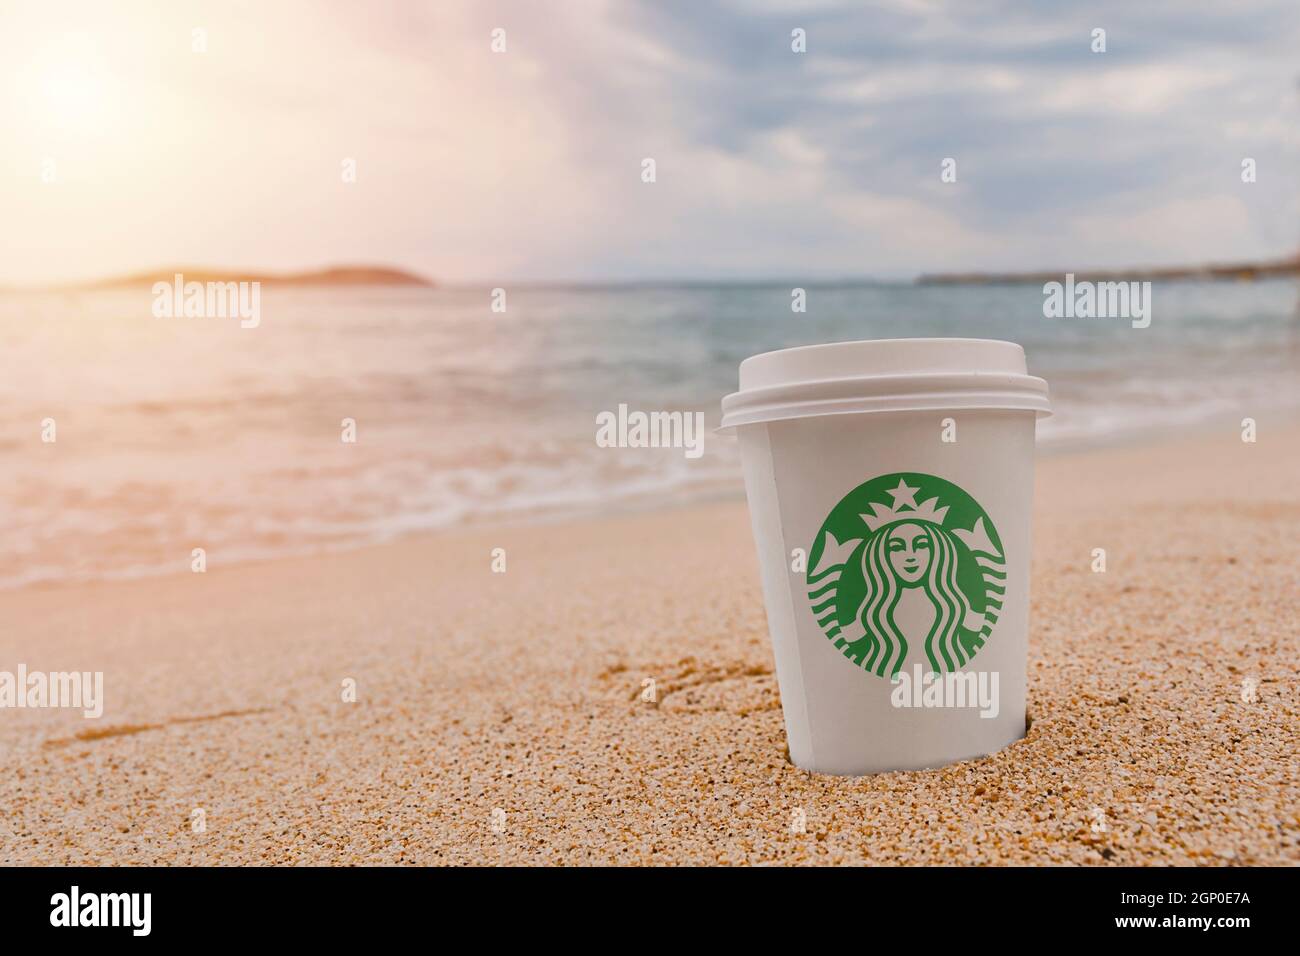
[806,473,1005,679]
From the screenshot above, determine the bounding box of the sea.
[2,278,1298,589]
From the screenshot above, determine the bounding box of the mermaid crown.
[860,479,949,531]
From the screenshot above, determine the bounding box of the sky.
[2,0,1298,284]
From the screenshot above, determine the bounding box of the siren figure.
[807,478,1005,678]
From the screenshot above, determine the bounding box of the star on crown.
[860,479,950,532]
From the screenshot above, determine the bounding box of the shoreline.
[8,412,1299,597]
[917,258,1300,285]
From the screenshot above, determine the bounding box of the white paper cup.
[720,339,1051,775]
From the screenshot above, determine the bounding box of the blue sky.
[3,0,1298,282]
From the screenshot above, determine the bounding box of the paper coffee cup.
[720,339,1051,775]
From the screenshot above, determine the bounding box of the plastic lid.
[719,338,1051,431]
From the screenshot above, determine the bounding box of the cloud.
[1,0,1296,282]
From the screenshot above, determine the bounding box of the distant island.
[74,265,436,291]
[917,254,1300,286]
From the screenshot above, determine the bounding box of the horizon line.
[2,250,1298,293]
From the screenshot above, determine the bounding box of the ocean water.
[2,279,1298,589]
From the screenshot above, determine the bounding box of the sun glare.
[41,61,105,127]
[28,36,118,135]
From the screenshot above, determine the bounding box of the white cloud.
[1037,65,1234,116]
[1,0,1296,283]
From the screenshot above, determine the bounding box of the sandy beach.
[1,423,1296,866]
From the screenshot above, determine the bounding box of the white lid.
[719,337,1051,431]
